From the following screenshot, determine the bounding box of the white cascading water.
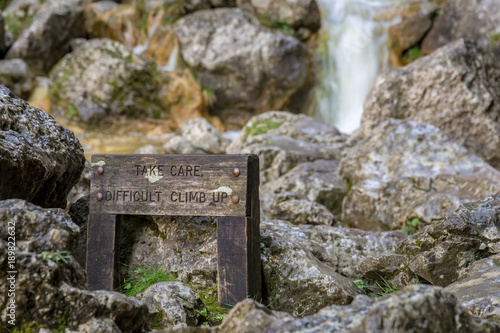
[313,0,400,133]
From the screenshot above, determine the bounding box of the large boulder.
[0,199,152,331]
[5,0,91,75]
[174,9,311,128]
[421,0,500,58]
[340,119,500,231]
[236,0,321,39]
[445,254,500,324]
[365,194,500,288]
[49,38,164,124]
[0,58,33,99]
[0,85,85,209]
[176,118,230,154]
[227,112,346,184]
[362,39,500,169]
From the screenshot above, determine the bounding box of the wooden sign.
[87,154,261,307]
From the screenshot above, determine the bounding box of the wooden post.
[87,154,261,306]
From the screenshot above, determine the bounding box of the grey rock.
[5,0,91,75]
[266,194,336,226]
[163,135,206,155]
[340,119,500,231]
[261,159,347,222]
[0,199,151,331]
[362,39,500,169]
[227,111,346,184]
[49,38,164,124]
[66,318,121,333]
[68,194,89,269]
[174,9,310,128]
[237,0,321,35]
[0,59,33,99]
[0,85,86,209]
[67,160,91,207]
[270,285,500,332]
[136,282,206,329]
[394,194,500,287]
[177,118,230,154]
[446,254,500,324]
[421,0,500,58]
[134,145,159,154]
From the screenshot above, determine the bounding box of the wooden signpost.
[87,154,261,307]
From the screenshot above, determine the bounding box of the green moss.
[150,225,168,240]
[152,310,164,330]
[258,14,293,35]
[4,11,35,38]
[493,259,500,266]
[64,103,79,120]
[244,119,282,137]
[489,32,500,44]
[190,285,229,326]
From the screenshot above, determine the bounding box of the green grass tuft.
[122,265,177,297]
[244,119,282,136]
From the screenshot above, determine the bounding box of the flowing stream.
[312,0,400,133]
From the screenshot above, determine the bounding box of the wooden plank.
[90,154,248,217]
[217,216,249,307]
[87,213,119,290]
[246,155,262,301]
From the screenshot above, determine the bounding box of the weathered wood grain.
[90,154,248,216]
[87,213,119,290]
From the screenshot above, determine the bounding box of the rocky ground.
[0,0,500,332]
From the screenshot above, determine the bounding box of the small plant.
[403,45,421,63]
[122,265,177,297]
[400,218,421,235]
[190,285,229,326]
[372,277,399,298]
[38,250,71,264]
[353,279,370,292]
[435,9,443,15]
[64,103,79,120]
[489,32,500,45]
[258,14,293,35]
[202,86,217,108]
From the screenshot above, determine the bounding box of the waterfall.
[313,0,400,133]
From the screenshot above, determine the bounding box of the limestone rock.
[174,9,310,128]
[261,159,347,222]
[49,38,164,124]
[446,254,500,324]
[134,145,159,154]
[0,199,152,331]
[266,194,336,226]
[163,135,206,154]
[6,0,91,75]
[0,58,33,99]
[395,194,500,287]
[362,39,500,168]
[236,0,321,38]
[0,85,85,209]
[176,118,229,154]
[136,282,206,329]
[340,119,500,231]
[421,0,500,58]
[271,285,500,332]
[227,112,346,183]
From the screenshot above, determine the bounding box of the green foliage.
[12,322,47,333]
[372,277,399,297]
[136,0,148,35]
[38,250,71,265]
[151,310,164,330]
[435,9,443,15]
[202,86,217,108]
[489,32,500,44]
[353,277,399,298]
[400,218,422,235]
[122,265,177,297]
[161,0,184,25]
[244,119,282,137]
[403,45,421,63]
[64,103,79,120]
[258,14,293,35]
[0,0,9,10]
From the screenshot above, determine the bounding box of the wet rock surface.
[363,39,500,169]
[0,85,85,209]
[174,10,310,128]
[340,119,500,231]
